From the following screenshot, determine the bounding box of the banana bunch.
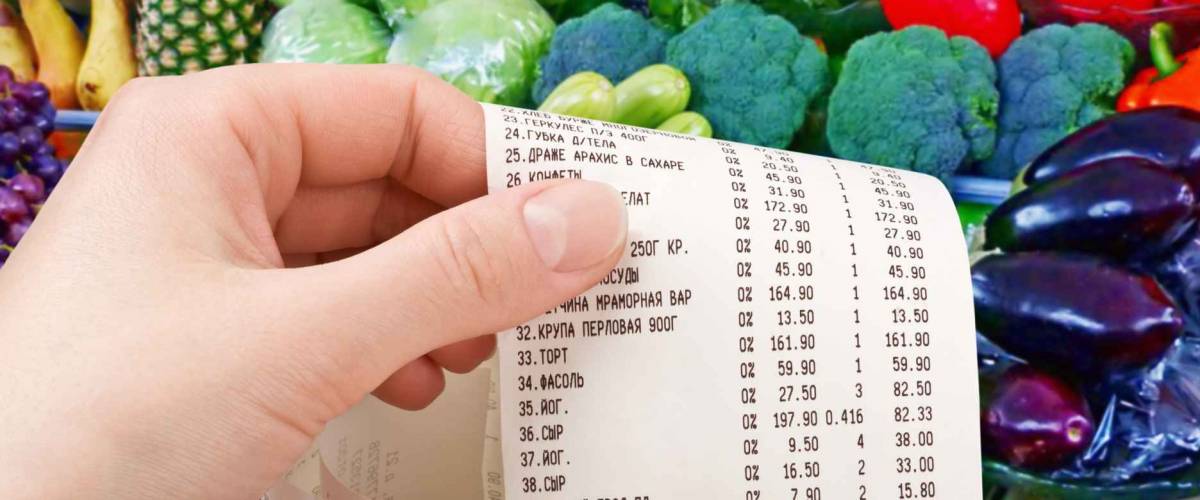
[539,64,714,138]
[13,0,135,111]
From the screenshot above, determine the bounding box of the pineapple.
[135,0,268,76]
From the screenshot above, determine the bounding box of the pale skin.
[0,65,627,498]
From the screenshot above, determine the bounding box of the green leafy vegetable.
[262,0,393,64]
[826,26,999,181]
[754,0,889,53]
[979,23,1135,180]
[387,0,556,106]
[538,0,613,21]
[649,0,719,31]
[665,3,829,148]
[533,4,669,105]
[376,0,447,28]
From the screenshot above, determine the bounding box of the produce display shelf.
[55,110,100,132]
[950,175,1011,206]
[48,111,1017,204]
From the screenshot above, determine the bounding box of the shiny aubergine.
[973,253,1183,378]
[982,365,1095,471]
[1023,106,1200,187]
[986,159,1197,261]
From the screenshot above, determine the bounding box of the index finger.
[178,64,486,210]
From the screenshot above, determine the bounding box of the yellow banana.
[20,0,85,109]
[77,0,136,110]
[0,5,35,81]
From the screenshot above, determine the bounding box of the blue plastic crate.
[55,110,100,132]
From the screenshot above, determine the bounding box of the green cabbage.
[386,0,556,106]
[376,0,448,28]
[262,0,393,64]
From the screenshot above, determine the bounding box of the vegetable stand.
[10,0,1200,498]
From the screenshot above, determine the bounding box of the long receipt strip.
[484,103,983,500]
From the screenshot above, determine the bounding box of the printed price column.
[868,166,940,500]
[755,148,827,500]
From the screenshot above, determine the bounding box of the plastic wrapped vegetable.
[262,0,392,64]
[976,118,1200,495]
[376,0,446,28]
[387,0,555,106]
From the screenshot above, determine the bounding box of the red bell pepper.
[1118,22,1200,112]
[880,0,1021,57]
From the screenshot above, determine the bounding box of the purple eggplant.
[982,365,1094,471]
[1023,106,1200,187]
[973,253,1183,378]
[987,159,1197,261]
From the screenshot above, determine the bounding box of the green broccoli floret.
[826,26,999,181]
[979,24,1134,179]
[665,3,828,148]
[533,4,669,104]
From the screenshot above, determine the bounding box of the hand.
[0,64,627,499]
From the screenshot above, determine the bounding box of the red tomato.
[881,0,1022,57]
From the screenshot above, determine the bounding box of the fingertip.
[372,356,446,411]
[429,335,496,374]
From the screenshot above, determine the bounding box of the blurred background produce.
[532,3,667,106]
[385,0,554,106]
[980,23,1134,179]
[666,3,827,148]
[262,0,391,64]
[8,0,1200,496]
[826,25,997,181]
[134,0,267,76]
[0,65,68,270]
[1119,21,1200,112]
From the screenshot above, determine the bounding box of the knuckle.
[432,213,510,309]
[102,76,174,120]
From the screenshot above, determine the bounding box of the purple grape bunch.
[0,65,65,269]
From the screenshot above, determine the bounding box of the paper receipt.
[484,104,983,500]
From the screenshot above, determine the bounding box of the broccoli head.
[665,3,828,149]
[533,4,669,104]
[826,26,999,181]
[979,24,1134,179]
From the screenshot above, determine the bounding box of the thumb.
[269,179,626,398]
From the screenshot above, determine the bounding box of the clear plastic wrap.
[375,0,445,28]
[980,332,1200,498]
[975,231,1200,498]
[386,0,555,106]
[262,0,393,64]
